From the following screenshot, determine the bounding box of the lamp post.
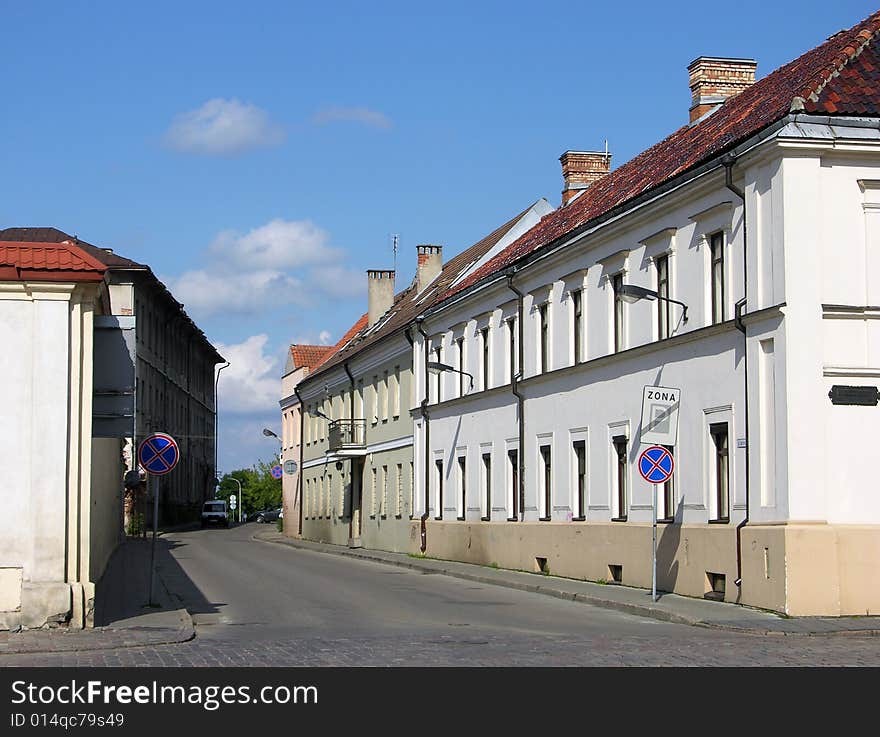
[617,284,689,324]
[229,476,242,524]
[262,427,283,463]
[427,360,474,392]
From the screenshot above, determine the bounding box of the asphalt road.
[9,524,880,666]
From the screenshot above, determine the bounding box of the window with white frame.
[480,326,490,391]
[507,317,517,383]
[612,274,625,352]
[612,434,628,521]
[457,455,467,520]
[481,450,492,521]
[370,467,377,518]
[381,465,388,518]
[572,438,587,520]
[455,336,466,397]
[572,289,584,364]
[434,458,444,520]
[507,446,519,520]
[538,302,550,373]
[433,345,442,403]
[371,376,379,424]
[396,463,403,517]
[392,366,400,418]
[710,422,730,522]
[656,254,671,340]
[538,441,552,520]
[710,232,725,324]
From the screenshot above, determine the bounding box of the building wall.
[0,281,115,629]
[281,365,306,536]
[300,337,415,552]
[412,130,880,615]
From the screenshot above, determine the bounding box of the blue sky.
[1,1,875,470]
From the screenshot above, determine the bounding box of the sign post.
[137,433,180,607]
[638,445,675,603]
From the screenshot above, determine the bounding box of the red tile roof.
[311,313,369,372]
[0,240,107,282]
[446,10,880,300]
[290,344,335,372]
[304,204,537,382]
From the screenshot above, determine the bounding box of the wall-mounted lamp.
[618,284,688,323]
[427,360,474,391]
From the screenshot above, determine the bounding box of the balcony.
[328,419,367,455]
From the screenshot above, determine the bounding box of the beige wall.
[89,438,123,584]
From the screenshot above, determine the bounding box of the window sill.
[611,516,628,522]
[709,517,730,525]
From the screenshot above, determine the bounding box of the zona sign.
[638,445,674,485]
[137,433,180,476]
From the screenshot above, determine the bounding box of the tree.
[217,459,281,518]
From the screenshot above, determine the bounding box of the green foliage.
[127,512,146,537]
[217,458,282,519]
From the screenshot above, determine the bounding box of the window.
[433,346,442,402]
[613,435,628,521]
[710,232,725,324]
[409,462,414,518]
[660,444,675,521]
[656,255,671,339]
[396,463,403,517]
[381,465,388,518]
[326,474,332,517]
[371,376,379,423]
[573,440,586,520]
[508,448,519,520]
[392,366,400,418]
[457,456,467,520]
[613,274,625,352]
[482,452,492,521]
[539,303,549,373]
[480,327,490,391]
[434,459,444,520]
[711,423,730,522]
[380,372,388,421]
[370,468,377,518]
[507,317,517,383]
[572,289,583,364]
[539,444,552,520]
[456,336,465,397]
[356,380,364,419]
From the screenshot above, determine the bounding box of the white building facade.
[411,22,880,615]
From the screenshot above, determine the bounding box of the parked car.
[201,500,229,528]
[254,507,281,524]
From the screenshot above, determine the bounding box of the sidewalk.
[254,530,880,636]
[0,537,194,656]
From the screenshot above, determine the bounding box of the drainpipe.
[342,361,356,540]
[723,156,750,597]
[506,272,526,521]
[294,387,305,537]
[415,318,431,552]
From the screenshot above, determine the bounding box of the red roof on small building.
[446,10,880,301]
[290,344,335,372]
[0,240,107,282]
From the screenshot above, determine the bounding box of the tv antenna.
[391,234,399,273]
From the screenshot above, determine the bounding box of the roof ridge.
[794,11,880,108]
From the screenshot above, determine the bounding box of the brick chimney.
[560,150,611,206]
[688,57,757,123]
[416,244,442,293]
[367,269,395,327]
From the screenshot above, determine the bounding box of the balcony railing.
[328,419,367,452]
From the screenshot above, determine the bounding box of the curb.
[252,532,880,637]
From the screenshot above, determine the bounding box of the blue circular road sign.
[270,464,283,479]
[638,445,674,484]
[138,433,180,476]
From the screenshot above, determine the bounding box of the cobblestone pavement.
[4,627,880,667]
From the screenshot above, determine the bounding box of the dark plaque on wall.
[828,385,880,406]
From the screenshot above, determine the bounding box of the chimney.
[688,57,757,123]
[416,244,442,293]
[559,150,611,206]
[367,269,395,327]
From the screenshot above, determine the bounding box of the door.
[349,458,363,547]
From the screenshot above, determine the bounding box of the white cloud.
[215,334,281,414]
[165,268,304,317]
[311,106,393,130]
[209,219,338,270]
[308,265,368,299]
[164,98,285,155]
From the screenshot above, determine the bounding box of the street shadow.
[654,499,684,597]
[94,536,223,626]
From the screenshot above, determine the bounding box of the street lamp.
[229,476,242,524]
[307,407,330,420]
[427,360,474,392]
[262,427,281,441]
[617,284,689,323]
